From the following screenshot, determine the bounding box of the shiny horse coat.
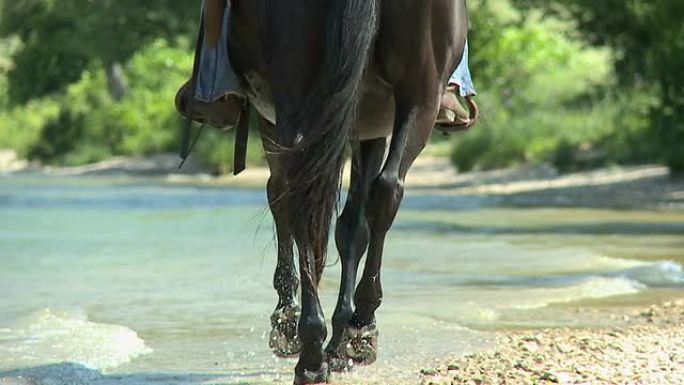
[226,1,471,383]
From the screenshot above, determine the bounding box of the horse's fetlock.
[299,314,327,341]
[375,172,399,193]
[332,305,354,327]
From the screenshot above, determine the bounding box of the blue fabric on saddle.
[195,2,476,101]
[195,1,242,102]
[450,40,477,97]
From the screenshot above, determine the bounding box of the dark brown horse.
[226,0,471,383]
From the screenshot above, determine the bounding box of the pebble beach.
[420,300,684,385]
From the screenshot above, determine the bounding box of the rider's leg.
[203,0,227,48]
[175,0,246,129]
[448,40,477,97]
[436,39,479,130]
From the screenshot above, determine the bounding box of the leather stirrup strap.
[233,103,250,176]
[179,11,206,163]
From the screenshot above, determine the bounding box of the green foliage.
[0,36,18,108]
[1,38,260,170]
[0,0,196,103]
[0,0,263,173]
[515,0,684,172]
[25,39,193,166]
[1,0,682,175]
[0,97,60,157]
[451,2,618,172]
[195,128,265,175]
[27,109,84,164]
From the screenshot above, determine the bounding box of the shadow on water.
[408,167,684,210]
[0,363,278,385]
[394,220,684,236]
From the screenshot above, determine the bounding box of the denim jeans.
[195,1,242,102]
[449,40,477,96]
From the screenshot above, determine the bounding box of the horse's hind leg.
[293,244,329,384]
[261,116,328,384]
[346,98,438,366]
[259,117,302,358]
[326,138,386,371]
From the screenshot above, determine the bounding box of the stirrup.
[435,95,479,133]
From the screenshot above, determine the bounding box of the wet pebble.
[419,299,684,385]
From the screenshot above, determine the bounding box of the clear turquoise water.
[1,175,683,384]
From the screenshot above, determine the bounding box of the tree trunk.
[105,62,128,101]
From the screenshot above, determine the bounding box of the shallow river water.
[1,175,683,384]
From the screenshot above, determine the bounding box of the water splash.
[0,309,151,371]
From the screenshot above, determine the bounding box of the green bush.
[2,0,672,175]
[28,109,84,164]
[195,127,265,175]
[58,39,192,164]
[1,38,264,170]
[448,2,646,172]
[0,98,60,157]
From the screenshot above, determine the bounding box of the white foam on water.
[0,309,151,371]
[514,258,684,310]
[510,276,646,310]
[623,260,684,286]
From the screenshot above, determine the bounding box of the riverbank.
[407,158,683,210]
[4,151,684,209]
[419,299,684,385]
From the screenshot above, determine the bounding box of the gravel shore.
[420,300,684,385]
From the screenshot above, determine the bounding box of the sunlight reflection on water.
[1,175,683,383]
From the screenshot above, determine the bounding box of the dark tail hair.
[282,0,378,282]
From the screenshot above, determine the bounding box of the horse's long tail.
[283,0,378,282]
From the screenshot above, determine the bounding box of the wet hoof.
[335,324,379,367]
[270,306,302,358]
[294,363,329,385]
[326,351,355,373]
